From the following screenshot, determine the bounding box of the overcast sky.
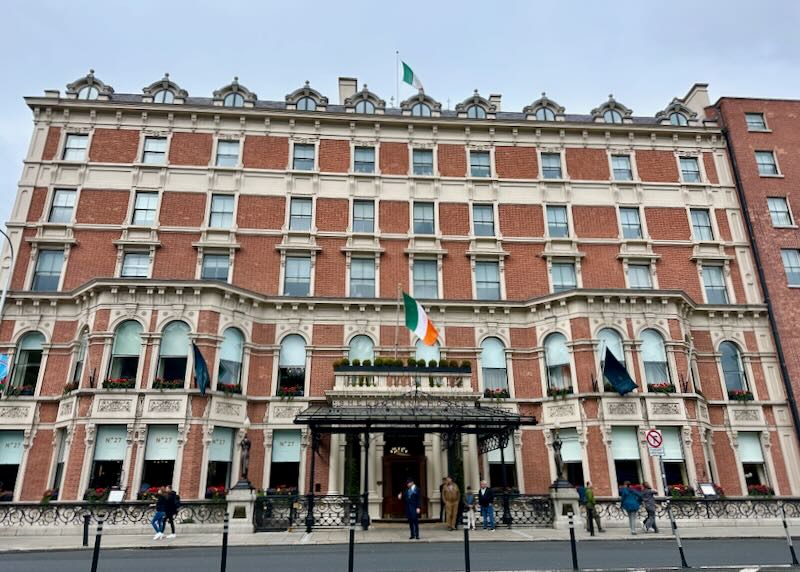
[1,0,799,227]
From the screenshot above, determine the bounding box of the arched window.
[467,105,486,119]
[415,340,440,364]
[223,92,244,108]
[641,329,670,386]
[278,335,306,395]
[355,100,375,114]
[297,97,316,111]
[603,109,623,124]
[72,328,89,385]
[153,90,175,104]
[720,341,747,392]
[544,333,571,390]
[108,321,142,382]
[535,107,556,121]
[157,322,190,386]
[598,328,625,365]
[481,337,508,393]
[348,335,374,362]
[11,332,45,392]
[669,112,688,126]
[77,85,99,100]
[218,328,244,386]
[411,103,431,117]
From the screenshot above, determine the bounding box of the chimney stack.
[489,94,502,112]
[338,77,357,105]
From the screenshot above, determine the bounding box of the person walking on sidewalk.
[620,481,643,535]
[163,485,181,538]
[464,486,477,530]
[478,480,495,531]
[641,482,658,533]
[442,475,461,531]
[398,477,421,540]
[150,487,168,540]
[584,481,604,533]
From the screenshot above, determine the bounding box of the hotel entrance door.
[381,436,427,519]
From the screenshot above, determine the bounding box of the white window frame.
[214,139,240,168]
[62,133,89,162]
[291,142,317,171]
[546,205,570,238]
[142,136,168,165]
[767,197,794,227]
[745,112,768,132]
[412,148,435,177]
[412,258,439,299]
[48,189,77,224]
[131,191,159,226]
[540,152,564,180]
[200,253,231,282]
[469,150,492,178]
[120,252,151,278]
[208,194,236,229]
[755,150,781,177]
[619,206,644,239]
[288,197,314,232]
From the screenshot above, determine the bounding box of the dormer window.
[345,84,385,115]
[604,109,623,124]
[524,93,565,122]
[535,108,556,121]
[656,98,698,126]
[669,112,688,126]
[77,86,99,100]
[142,74,188,105]
[66,70,114,101]
[153,90,175,104]
[411,103,431,117]
[214,77,256,108]
[355,100,375,114]
[285,81,328,111]
[297,97,316,111]
[467,105,486,119]
[224,92,244,108]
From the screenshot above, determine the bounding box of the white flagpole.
[395,51,399,109]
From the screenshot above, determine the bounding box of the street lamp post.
[0,228,15,325]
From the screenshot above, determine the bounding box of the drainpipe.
[717,111,800,451]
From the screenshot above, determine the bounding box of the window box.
[332,358,471,373]
[138,486,161,501]
[6,384,35,397]
[153,378,184,390]
[62,381,79,395]
[217,383,242,395]
[728,389,754,402]
[667,484,696,498]
[747,484,774,497]
[647,383,676,394]
[547,386,574,398]
[205,485,228,501]
[41,489,59,505]
[277,385,304,398]
[84,487,111,503]
[483,388,510,399]
[103,378,135,390]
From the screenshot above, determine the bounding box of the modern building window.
[32,250,64,291]
[71,328,89,385]
[547,205,569,237]
[142,137,167,164]
[472,204,494,236]
[355,100,375,114]
[628,264,652,289]
[352,200,374,233]
[108,320,143,382]
[470,151,491,177]
[680,157,701,182]
[619,207,643,239]
[77,85,99,100]
[475,261,500,300]
[215,140,239,167]
[481,337,508,393]
[541,153,563,179]
[278,335,306,395]
[755,151,779,176]
[781,249,800,285]
[467,105,486,119]
[48,189,76,223]
[354,146,375,173]
[413,202,435,234]
[412,149,434,176]
[413,259,438,299]
[132,191,158,226]
[535,107,556,121]
[544,333,571,390]
[157,321,190,385]
[411,103,431,117]
[121,252,149,278]
[218,328,244,386]
[745,113,767,131]
[641,329,670,386]
[223,92,244,108]
[10,332,45,391]
[669,112,688,126]
[703,266,729,304]
[296,97,316,111]
[292,144,315,171]
[768,197,793,226]
[350,258,375,298]
[603,109,623,124]
[612,155,633,181]
[720,341,747,393]
[62,134,88,161]
[551,262,577,292]
[153,90,174,104]
[348,335,375,363]
[289,197,312,231]
[209,194,235,229]
[201,254,230,281]
[284,256,311,296]
[690,209,714,241]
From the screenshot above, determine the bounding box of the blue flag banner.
[0,354,8,385]
[603,347,637,396]
[192,343,210,395]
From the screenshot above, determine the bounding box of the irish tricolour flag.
[402,62,424,91]
[403,292,439,345]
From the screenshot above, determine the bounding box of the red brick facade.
[88,129,140,163]
[243,135,289,169]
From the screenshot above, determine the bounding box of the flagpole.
[394,283,402,358]
[395,50,399,109]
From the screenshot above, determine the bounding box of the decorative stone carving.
[58,400,74,417]
[732,409,760,422]
[651,402,680,415]
[547,404,575,418]
[215,402,242,417]
[272,406,301,419]
[699,404,709,420]
[0,406,29,419]
[148,399,181,413]
[607,402,637,416]
[97,399,131,413]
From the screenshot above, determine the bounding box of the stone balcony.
[329,366,475,398]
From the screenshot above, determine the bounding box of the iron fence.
[594,497,800,521]
[490,494,554,527]
[253,494,361,532]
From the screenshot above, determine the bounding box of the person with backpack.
[620,481,643,535]
[164,485,181,538]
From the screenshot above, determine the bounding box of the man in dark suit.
[398,477,421,539]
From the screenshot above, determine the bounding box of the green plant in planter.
[407,357,417,368]
[374,357,385,367]
[460,360,471,370]
[351,359,361,367]
[449,360,459,368]
[417,359,427,368]
[428,359,438,368]
[362,359,372,367]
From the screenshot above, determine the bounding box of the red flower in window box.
[647,383,676,394]
[747,484,774,497]
[103,378,135,389]
[277,385,304,398]
[728,389,754,402]
[217,383,242,395]
[153,378,184,390]
[205,485,227,500]
[483,388,510,399]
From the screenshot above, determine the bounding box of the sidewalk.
[0,522,796,553]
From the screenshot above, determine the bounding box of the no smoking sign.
[646,428,664,457]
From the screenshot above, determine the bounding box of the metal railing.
[594,496,800,521]
[254,494,361,531]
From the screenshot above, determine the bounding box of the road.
[2,538,798,571]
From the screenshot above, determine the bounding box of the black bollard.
[782,506,799,566]
[348,505,356,572]
[463,510,471,572]
[82,513,90,547]
[90,518,104,572]
[568,512,579,571]
[220,512,229,572]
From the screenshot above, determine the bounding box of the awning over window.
[559,428,582,463]
[145,425,179,461]
[738,432,764,463]
[0,430,24,465]
[660,427,684,461]
[487,435,515,463]
[209,427,234,463]
[94,425,127,461]
[272,429,302,463]
[611,426,640,460]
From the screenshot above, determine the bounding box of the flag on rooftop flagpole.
[402,62,424,91]
[602,347,637,396]
[403,292,438,345]
[193,343,210,395]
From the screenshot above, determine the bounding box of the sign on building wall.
[94,425,128,461]
[145,425,179,461]
[272,430,301,463]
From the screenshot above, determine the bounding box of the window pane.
[289,198,312,231]
[411,103,431,117]
[350,259,375,297]
[641,329,669,385]
[598,328,625,365]
[413,202,435,234]
[354,147,375,173]
[669,113,688,126]
[470,151,491,177]
[353,200,374,232]
[215,140,239,167]
[720,342,746,391]
[547,206,569,237]
[628,265,652,289]
[703,266,729,304]
[745,113,766,131]
[49,189,76,223]
[541,153,562,179]
[612,155,632,181]
[121,253,149,278]
[535,107,555,121]
[755,151,778,176]
[348,335,374,362]
[472,205,494,236]
[355,100,375,114]
[63,134,88,161]
[768,197,792,226]
[293,144,315,170]
[782,249,800,286]
[143,137,167,164]
[680,157,701,182]
[32,250,64,291]
[620,207,642,239]
[475,261,500,300]
[690,209,714,241]
[413,260,438,299]
[413,149,433,175]
[284,257,311,296]
[210,195,235,228]
[223,93,244,108]
[545,333,571,389]
[219,328,244,384]
[551,263,577,292]
[133,192,158,225]
[604,109,622,124]
[201,254,230,281]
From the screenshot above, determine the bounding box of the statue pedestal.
[226,486,256,534]
[549,483,581,530]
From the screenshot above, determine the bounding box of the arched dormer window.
[720,341,748,393]
[467,106,486,119]
[412,103,431,117]
[544,333,571,391]
[156,321,190,388]
[456,90,495,119]
[356,101,375,114]
[348,335,375,363]
[142,73,187,104]
[344,84,385,115]
[591,94,633,124]
[523,92,565,121]
[297,97,316,111]
[640,329,670,387]
[213,77,257,108]
[285,81,328,112]
[604,109,623,124]
[669,112,688,126]
[218,327,244,388]
[655,98,698,126]
[10,332,45,394]
[66,69,114,101]
[78,86,98,100]
[278,335,306,396]
[107,321,142,383]
[400,90,442,118]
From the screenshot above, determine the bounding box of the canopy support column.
[305,429,320,533]
[361,429,371,530]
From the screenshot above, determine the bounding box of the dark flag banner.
[193,343,210,395]
[603,347,637,395]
